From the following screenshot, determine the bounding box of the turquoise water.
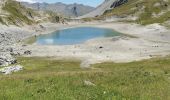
[36,27,121,45]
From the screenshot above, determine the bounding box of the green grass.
[22,36,37,45]
[0,56,170,100]
[0,17,5,24]
[82,17,103,22]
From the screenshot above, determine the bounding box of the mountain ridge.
[20,2,95,17]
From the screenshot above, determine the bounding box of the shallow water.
[36,27,121,45]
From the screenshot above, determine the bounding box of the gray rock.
[6,47,13,53]
[84,80,96,86]
[24,50,32,55]
[0,65,23,75]
[0,53,17,66]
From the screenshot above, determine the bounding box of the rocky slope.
[79,0,128,18]
[0,0,63,66]
[20,2,94,17]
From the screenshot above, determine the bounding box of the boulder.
[0,65,23,75]
[0,53,17,66]
[6,47,13,53]
[24,50,32,55]
[99,46,104,49]
[84,80,96,86]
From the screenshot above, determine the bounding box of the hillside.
[0,0,37,25]
[79,0,117,18]
[20,2,94,17]
[80,0,170,25]
[0,0,63,26]
[102,0,170,25]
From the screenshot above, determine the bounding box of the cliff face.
[110,0,128,8]
[20,2,95,17]
[79,0,128,18]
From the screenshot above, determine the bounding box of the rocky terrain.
[20,2,95,17]
[0,24,33,66]
[0,0,67,68]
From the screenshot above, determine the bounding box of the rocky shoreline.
[0,25,32,66]
[0,22,80,67]
[1,21,170,68]
[0,23,52,66]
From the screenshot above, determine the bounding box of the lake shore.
[15,21,170,67]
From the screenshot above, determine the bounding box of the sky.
[17,0,104,7]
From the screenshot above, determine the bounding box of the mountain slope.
[21,2,95,17]
[0,0,35,25]
[79,0,128,18]
[102,0,170,24]
[80,0,169,25]
[0,0,63,26]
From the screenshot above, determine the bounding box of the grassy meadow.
[0,56,170,100]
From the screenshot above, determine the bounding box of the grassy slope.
[2,0,35,25]
[0,57,170,99]
[0,0,62,25]
[102,0,170,25]
[0,17,6,24]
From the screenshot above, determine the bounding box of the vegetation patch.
[2,0,35,25]
[0,56,170,99]
[0,17,5,24]
[22,36,37,45]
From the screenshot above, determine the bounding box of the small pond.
[36,27,121,45]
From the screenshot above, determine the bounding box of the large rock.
[84,80,96,86]
[0,65,23,75]
[110,0,128,8]
[0,53,17,66]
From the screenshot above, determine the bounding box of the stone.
[0,65,23,75]
[84,80,96,86]
[110,0,128,8]
[24,50,32,55]
[0,53,17,66]
[6,47,13,53]
[99,46,103,49]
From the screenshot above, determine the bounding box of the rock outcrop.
[0,24,34,67]
[110,0,128,8]
[0,65,23,74]
[79,0,128,18]
[0,53,16,66]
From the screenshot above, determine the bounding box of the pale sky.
[16,0,104,7]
